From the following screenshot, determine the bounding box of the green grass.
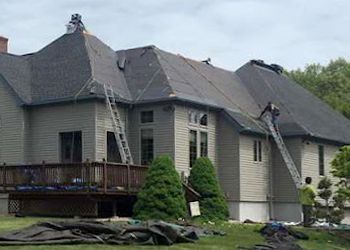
[0,216,348,250]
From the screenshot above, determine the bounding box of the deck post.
[127,164,131,193]
[85,159,91,192]
[103,159,107,193]
[2,163,6,192]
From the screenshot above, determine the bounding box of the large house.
[0,16,349,221]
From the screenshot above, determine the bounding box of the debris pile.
[0,220,224,246]
[249,222,308,250]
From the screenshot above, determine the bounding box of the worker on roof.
[259,102,280,131]
[299,177,316,227]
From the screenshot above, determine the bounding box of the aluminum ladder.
[261,113,302,189]
[103,84,133,164]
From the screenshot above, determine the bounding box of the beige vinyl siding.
[301,141,340,202]
[128,104,174,165]
[217,116,240,200]
[174,105,217,176]
[272,138,302,202]
[239,135,270,201]
[95,101,128,161]
[0,83,26,164]
[27,101,95,163]
[174,105,188,174]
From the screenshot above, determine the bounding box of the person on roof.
[299,177,316,227]
[259,102,280,131]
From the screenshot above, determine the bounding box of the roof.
[1,28,349,144]
[0,31,131,105]
[236,62,350,144]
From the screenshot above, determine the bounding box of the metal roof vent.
[270,64,284,74]
[66,14,86,34]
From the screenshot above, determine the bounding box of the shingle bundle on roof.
[0,28,349,144]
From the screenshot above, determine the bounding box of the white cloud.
[0,0,349,70]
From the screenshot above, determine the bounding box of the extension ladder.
[261,113,302,189]
[103,84,133,164]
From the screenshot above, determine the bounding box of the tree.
[133,155,187,221]
[331,145,350,201]
[286,58,350,119]
[316,177,333,222]
[188,157,229,221]
[315,176,345,224]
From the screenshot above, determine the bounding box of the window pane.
[107,132,121,163]
[199,114,208,126]
[141,111,154,123]
[189,130,197,168]
[318,145,325,176]
[188,111,198,124]
[141,129,154,165]
[60,131,82,163]
[253,140,258,162]
[200,132,208,157]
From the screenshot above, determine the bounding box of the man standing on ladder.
[259,102,280,132]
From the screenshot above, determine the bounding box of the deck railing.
[0,162,148,194]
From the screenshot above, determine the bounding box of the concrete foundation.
[273,202,302,222]
[229,201,269,222]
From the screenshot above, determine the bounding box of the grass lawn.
[0,216,349,250]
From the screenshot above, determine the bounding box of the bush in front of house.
[133,155,187,221]
[188,157,229,221]
[315,176,345,224]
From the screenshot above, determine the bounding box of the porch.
[0,162,148,217]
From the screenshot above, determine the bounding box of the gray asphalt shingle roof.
[236,62,350,144]
[0,29,349,144]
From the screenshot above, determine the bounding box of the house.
[0,15,350,221]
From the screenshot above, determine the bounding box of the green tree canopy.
[188,157,229,221]
[133,155,187,221]
[331,145,350,201]
[286,58,350,119]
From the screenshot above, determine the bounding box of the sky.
[0,0,349,70]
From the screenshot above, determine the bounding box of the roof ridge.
[132,47,176,101]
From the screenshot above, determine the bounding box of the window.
[200,132,208,157]
[199,114,208,126]
[188,111,208,126]
[107,132,121,163]
[60,131,82,163]
[141,129,154,165]
[141,111,154,123]
[189,130,197,167]
[188,111,198,124]
[318,145,325,176]
[254,140,262,162]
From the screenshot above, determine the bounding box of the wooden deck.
[0,161,148,195]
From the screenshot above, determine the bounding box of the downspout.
[267,134,274,220]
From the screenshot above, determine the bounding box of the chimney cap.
[0,36,8,41]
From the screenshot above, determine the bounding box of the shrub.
[188,157,229,221]
[133,155,187,221]
[315,176,345,223]
[331,145,350,202]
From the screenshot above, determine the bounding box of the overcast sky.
[1,0,349,70]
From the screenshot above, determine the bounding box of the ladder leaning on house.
[261,113,302,189]
[103,84,134,164]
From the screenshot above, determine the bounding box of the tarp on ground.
[0,220,221,246]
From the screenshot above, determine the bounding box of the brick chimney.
[0,36,8,53]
